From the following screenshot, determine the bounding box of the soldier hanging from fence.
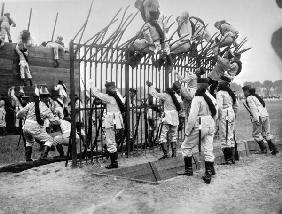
[87,80,125,169]
[0,12,16,43]
[127,0,171,68]
[242,85,279,155]
[146,80,182,159]
[216,77,239,164]
[16,86,61,162]
[53,80,68,117]
[15,30,33,86]
[198,50,240,97]
[177,78,217,184]
[213,20,239,56]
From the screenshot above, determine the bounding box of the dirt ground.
[0,153,282,214]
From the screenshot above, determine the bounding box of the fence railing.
[68,41,213,167]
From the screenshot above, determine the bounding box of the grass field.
[0,100,281,166]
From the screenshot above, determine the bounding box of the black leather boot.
[202,161,213,184]
[40,145,50,160]
[255,140,267,154]
[28,78,33,86]
[171,142,177,158]
[211,162,216,175]
[105,152,118,169]
[25,146,33,162]
[56,144,65,158]
[159,143,169,160]
[267,140,279,155]
[176,156,193,176]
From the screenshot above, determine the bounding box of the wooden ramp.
[101,140,281,184]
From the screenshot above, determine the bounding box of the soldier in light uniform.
[176,71,197,124]
[242,85,278,155]
[216,77,239,164]
[146,81,182,159]
[0,12,16,43]
[16,87,61,161]
[177,78,217,184]
[213,20,239,55]
[87,80,125,169]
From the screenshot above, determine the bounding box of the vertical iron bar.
[70,40,77,167]
[125,62,130,158]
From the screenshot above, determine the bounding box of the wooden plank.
[28,46,70,61]
[28,57,70,69]
[0,43,17,59]
[0,58,13,70]
[103,162,157,182]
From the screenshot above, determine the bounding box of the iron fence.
[68,41,213,167]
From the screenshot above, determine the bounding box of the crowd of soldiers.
[0,1,279,185]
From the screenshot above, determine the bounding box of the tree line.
[230,80,282,98]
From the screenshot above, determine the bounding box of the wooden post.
[1,2,4,16]
[27,8,32,31]
[69,40,77,167]
[51,12,58,41]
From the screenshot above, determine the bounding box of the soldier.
[242,85,279,155]
[213,20,239,55]
[16,87,60,161]
[175,71,197,124]
[146,80,182,159]
[46,36,68,67]
[15,30,33,86]
[177,78,217,184]
[87,80,125,169]
[216,77,239,164]
[0,99,6,137]
[0,12,16,43]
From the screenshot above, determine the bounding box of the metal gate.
[67,6,214,167]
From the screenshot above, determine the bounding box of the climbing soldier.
[216,77,239,164]
[146,80,182,159]
[87,80,125,169]
[242,85,279,155]
[177,78,217,184]
[16,86,61,161]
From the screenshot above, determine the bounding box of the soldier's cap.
[105,81,116,89]
[242,85,252,91]
[197,78,210,84]
[58,80,64,85]
[39,86,50,97]
[129,88,137,94]
[172,81,182,91]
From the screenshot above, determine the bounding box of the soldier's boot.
[211,162,216,176]
[40,145,51,160]
[220,148,230,165]
[54,59,59,67]
[202,161,213,184]
[230,147,236,164]
[255,140,267,154]
[25,146,33,162]
[159,143,169,160]
[56,144,65,158]
[171,142,177,158]
[176,156,193,176]
[105,152,118,169]
[28,78,33,86]
[266,139,279,155]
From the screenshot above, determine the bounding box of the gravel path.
[0,153,282,214]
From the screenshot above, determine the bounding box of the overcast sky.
[4,0,282,84]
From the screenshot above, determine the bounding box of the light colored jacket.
[149,86,180,126]
[246,96,268,122]
[90,87,124,129]
[216,90,239,118]
[186,96,214,135]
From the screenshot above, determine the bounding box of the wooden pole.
[27,8,32,31]
[51,12,58,41]
[1,2,4,16]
